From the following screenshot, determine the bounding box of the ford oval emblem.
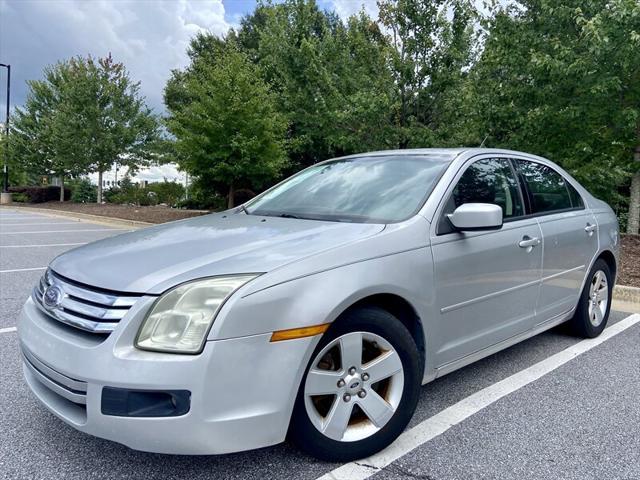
[43,285,63,309]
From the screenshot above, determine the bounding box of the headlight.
[135,275,258,354]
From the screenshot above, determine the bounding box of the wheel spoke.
[339,333,363,371]
[322,398,353,440]
[593,305,604,325]
[306,369,342,396]
[304,331,405,443]
[363,350,402,384]
[358,389,395,428]
[596,286,608,302]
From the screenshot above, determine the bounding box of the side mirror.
[446,203,503,232]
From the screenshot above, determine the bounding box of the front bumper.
[17,298,316,455]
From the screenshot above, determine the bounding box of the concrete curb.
[613,285,640,304]
[0,205,153,230]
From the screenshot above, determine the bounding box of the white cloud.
[327,0,379,20]
[0,0,233,114]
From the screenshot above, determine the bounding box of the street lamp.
[0,63,10,194]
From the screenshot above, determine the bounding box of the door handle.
[518,236,541,248]
[585,223,597,235]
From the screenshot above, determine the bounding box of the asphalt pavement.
[0,208,638,480]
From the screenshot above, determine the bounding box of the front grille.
[21,344,88,405]
[33,269,141,334]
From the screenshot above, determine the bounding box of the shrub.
[8,186,71,203]
[105,176,150,206]
[175,186,225,210]
[69,178,97,203]
[146,180,185,206]
[110,188,153,206]
[103,177,185,207]
[11,192,29,203]
[103,185,122,203]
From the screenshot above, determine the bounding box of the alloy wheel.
[303,331,404,442]
[588,270,609,327]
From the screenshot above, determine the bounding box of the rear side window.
[515,160,574,214]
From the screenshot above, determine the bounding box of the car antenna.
[479,135,489,148]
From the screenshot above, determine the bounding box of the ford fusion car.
[18,148,618,461]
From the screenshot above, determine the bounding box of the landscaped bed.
[8,202,640,288]
[11,202,208,224]
[619,234,640,288]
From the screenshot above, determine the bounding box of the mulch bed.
[619,234,640,288]
[10,202,640,288]
[12,202,209,224]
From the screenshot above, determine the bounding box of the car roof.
[334,148,548,163]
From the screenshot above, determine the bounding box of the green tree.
[470,0,640,231]
[165,41,288,207]
[377,0,478,148]
[233,1,397,167]
[60,55,160,203]
[11,55,159,202]
[11,62,83,200]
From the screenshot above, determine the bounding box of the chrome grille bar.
[59,296,129,321]
[33,270,141,334]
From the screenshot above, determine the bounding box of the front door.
[431,157,543,367]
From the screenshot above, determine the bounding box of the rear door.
[514,159,598,323]
[431,157,543,367]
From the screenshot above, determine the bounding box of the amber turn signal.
[270,323,330,342]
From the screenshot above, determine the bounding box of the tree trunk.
[628,148,640,234]
[97,170,103,204]
[59,176,64,202]
[227,182,235,209]
[399,84,408,149]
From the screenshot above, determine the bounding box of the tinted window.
[439,158,523,234]
[247,155,449,223]
[567,182,584,209]
[516,160,573,213]
[452,158,524,215]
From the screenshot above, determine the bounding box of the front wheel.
[569,259,613,338]
[289,306,421,462]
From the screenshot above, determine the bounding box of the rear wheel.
[569,259,612,338]
[289,306,421,461]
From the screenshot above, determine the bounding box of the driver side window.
[439,158,524,234]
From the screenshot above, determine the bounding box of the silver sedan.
[18,148,619,461]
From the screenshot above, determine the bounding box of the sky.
[0,0,379,116]
[0,0,378,183]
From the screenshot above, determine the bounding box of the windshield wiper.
[238,205,250,215]
[253,210,358,222]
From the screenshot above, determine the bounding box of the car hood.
[50,213,385,294]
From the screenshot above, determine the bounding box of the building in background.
[88,163,188,190]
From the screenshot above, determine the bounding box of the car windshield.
[246,155,450,223]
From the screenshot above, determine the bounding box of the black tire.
[288,306,421,462]
[569,259,613,338]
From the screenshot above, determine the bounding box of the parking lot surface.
[1,208,639,480]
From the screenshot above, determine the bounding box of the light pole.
[0,63,10,194]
